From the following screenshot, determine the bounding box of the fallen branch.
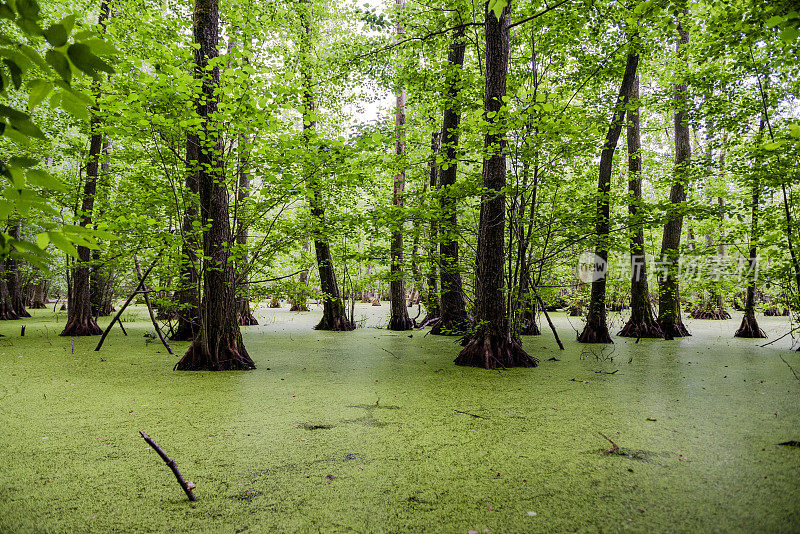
[598,431,619,454]
[134,255,173,355]
[95,251,163,352]
[779,355,800,382]
[534,292,564,350]
[760,326,800,347]
[139,431,196,501]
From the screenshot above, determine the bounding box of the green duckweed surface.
[0,304,798,533]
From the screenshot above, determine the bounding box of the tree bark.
[455,1,536,369]
[432,24,468,336]
[235,140,258,326]
[388,0,414,331]
[174,0,255,370]
[735,117,766,338]
[298,4,353,332]
[658,19,691,340]
[61,1,109,336]
[619,76,662,338]
[578,50,639,343]
[171,133,201,341]
[420,130,441,325]
[5,224,30,318]
[90,141,114,317]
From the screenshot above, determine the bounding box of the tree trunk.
[235,140,258,326]
[619,76,662,338]
[61,1,109,336]
[432,24,468,336]
[5,224,30,318]
[0,263,18,320]
[735,117,766,338]
[171,133,201,341]
[175,0,255,370]
[578,50,639,343]
[90,141,114,317]
[421,131,441,325]
[388,0,414,331]
[299,3,353,331]
[658,19,691,340]
[455,1,536,369]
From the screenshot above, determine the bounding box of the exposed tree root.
[387,315,415,331]
[568,306,583,317]
[30,301,47,309]
[520,321,541,335]
[455,333,538,369]
[577,322,613,344]
[734,315,767,338]
[174,333,256,370]
[371,298,381,306]
[0,307,18,320]
[417,314,440,329]
[690,309,731,320]
[238,313,259,326]
[289,301,309,312]
[618,320,663,339]
[659,320,691,340]
[268,298,281,308]
[315,315,355,331]
[764,308,790,317]
[60,316,102,336]
[171,318,197,342]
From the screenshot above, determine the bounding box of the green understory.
[0,305,798,533]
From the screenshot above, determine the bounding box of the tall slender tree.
[658,17,692,339]
[455,1,536,369]
[61,0,109,337]
[431,24,468,336]
[388,0,414,331]
[174,0,255,370]
[578,48,639,343]
[5,224,30,318]
[735,117,766,338]
[299,1,354,331]
[619,76,663,338]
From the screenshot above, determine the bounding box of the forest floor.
[0,303,798,533]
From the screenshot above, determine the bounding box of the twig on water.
[598,431,619,454]
[139,431,196,501]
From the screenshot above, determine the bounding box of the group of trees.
[1,0,799,369]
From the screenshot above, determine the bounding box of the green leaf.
[67,43,114,79]
[788,123,800,139]
[82,38,119,57]
[59,91,89,121]
[10,156,37,167]
[19,45,48,72]
[43,23,67,47]
[9,116,45,138]
[16,0,40,21]
[47,230,79,259]
[45,49,71,83]
[60,13,75,35]
[27,79,52,109]
[0,104,28,121]
[3,58,21,89]
[765,15,784,28]
[27,168,65,190]
[36,232,49,249]
[780,26,800,42]
[487,0,507,20]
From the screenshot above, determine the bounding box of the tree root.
[618,320,663,338]
[417,315,440,329]
[238,311,259,326]
[690,309,731,320]
[568,306,583,317]
[289,303,309,312]
[520,321,541,336]
[315,315,355,331]
[0,308,19,321]
[387,315,415,331]
[60,316,102,336]
[455,333,538,369]
[764,308,790,317]
[659,320,691,340]
[174,334,256,371]
[734,315,766,338]
[577,323,613,344]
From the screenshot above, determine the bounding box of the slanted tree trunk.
[299,2,353,332]
[171,133,201,341]
[578,49,639,343]
[735,117,766,338]
[388,0,414,331]
[61,1,109,337]
[619,76,662,338]
[455,1,536,369]
[90,141,114,317]
[174,0,255,370]
[658,18,691,340]
[5,224,30,318]
[432,24,468,336]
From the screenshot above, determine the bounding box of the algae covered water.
[0,304,798,532]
